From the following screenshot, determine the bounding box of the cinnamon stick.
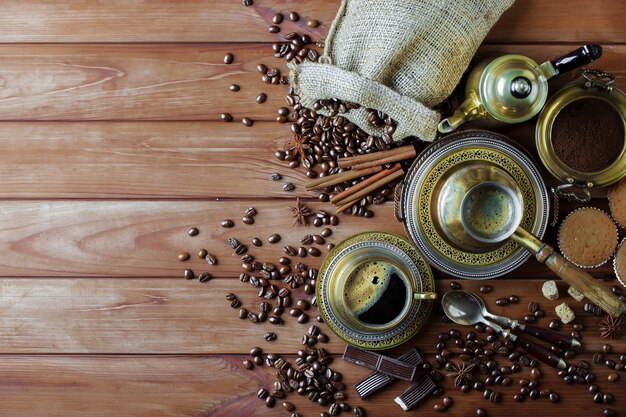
[350,148,416,171]
[335,169,404,213]
[338,145,415,168]
[330,163,402,204]
[304,165,382,190]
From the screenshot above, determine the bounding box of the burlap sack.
[289,0,514,142]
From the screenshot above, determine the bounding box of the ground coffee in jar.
[551,98,623,172]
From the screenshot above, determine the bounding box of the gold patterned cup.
[316,232,435,350]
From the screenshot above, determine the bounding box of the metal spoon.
[442,291,566,369]
[467,291,581,350]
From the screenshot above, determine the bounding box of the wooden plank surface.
[0,0,622,44]
[0,199,614,278]
[0,277,621,354]
[0,1,624,416]
[0,120,617,200]
[0,44,621,121]
[0,352,622,417]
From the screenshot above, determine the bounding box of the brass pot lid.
[399,130,549,279]
[481,55,549,123]
[536,70,626,189]
[316,231,434,350]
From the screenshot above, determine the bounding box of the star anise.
[285,134,310,160]
[447,361,475,387]
[599,314,623,339]
[288,197,312,226]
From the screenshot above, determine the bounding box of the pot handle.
[393,181,405,223]
[548,44,603,80]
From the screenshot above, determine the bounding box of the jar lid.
[535,70,626,188]
[480,55,549,124]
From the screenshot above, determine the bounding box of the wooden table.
[0,1,624,415]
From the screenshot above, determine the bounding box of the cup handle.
[413,292,437,300]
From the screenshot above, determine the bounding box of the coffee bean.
[593,352,604,364]
[288,11,299,21]
[476,409,487,417]
[242,117,254,127]
[524,314,536,323]
[489,391,501,403]
[603,393,614,404]
[272,13,283,24]
[269,316,282,325]
[184,269,194,280]
[241,0,253,5]
[527,302,538,313]
[230,299,241,308]
[307,19,319,28]
[603,409,617,417]
[221,219,234,228]
[268,25,280,33]
[264,332,277,342]
[198,272,212,283]
[312,235,325,244]
[178,252,190,261]
[495,298,510,306]
[548,319,560,329]
[234,244,247,255]
[265,395,275,408]
[433,404,446,412]
[256,93,267,104]
[530,368,542,379]
[242,215,254,225]
[442,396,453,408]
[603,344,612,353]
[513,394,524,402]
[238,308,248,319]
[308,247,321,257]
[320,228,333,238]
[223,53,234,64]
[201,253,216,265]
[534,309,545,318]
[243,359,253,370]
[474,286,491,295]
[607,372,619,382]
[450,281,461,290]
[283,183,295,192]
[268,234,281,243]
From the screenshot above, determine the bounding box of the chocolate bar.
[394,373,438,411]
[354,348,424,398]
[343,345,417,382]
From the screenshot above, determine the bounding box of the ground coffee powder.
[552,98,623,172]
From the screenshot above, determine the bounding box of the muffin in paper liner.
[557,207,618,268]
[608,177,626,229]
[614,238,626,288]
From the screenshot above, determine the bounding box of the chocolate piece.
[343,345,416,381]
[394,374,438,411]
[354,348,424,398]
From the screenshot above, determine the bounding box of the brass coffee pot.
[438,45,602,133]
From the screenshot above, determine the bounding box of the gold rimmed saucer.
[397,131,550,279]
[316,232,435,350]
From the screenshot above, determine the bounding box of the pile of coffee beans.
[430,324,565,414]
[248,337,363,416]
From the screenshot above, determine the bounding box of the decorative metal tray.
[399,131,549,279]
[316,232,434,350]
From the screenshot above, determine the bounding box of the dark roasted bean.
[479,285,492,294]
[495,298,510,306]
[198,272,212,283]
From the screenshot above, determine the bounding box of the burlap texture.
[289,0,515,142]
